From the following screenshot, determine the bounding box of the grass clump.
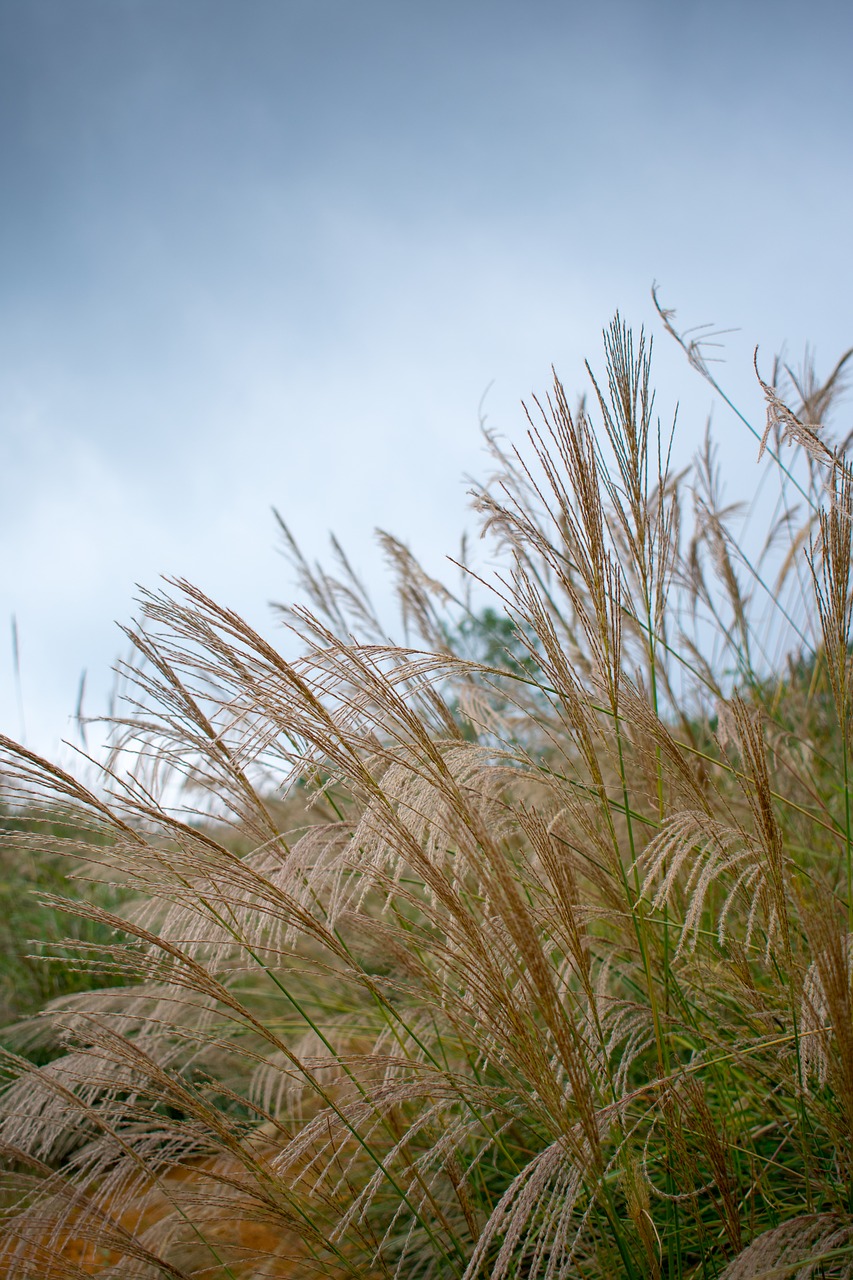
[1,309,853,1277]
[0,802,130,1031]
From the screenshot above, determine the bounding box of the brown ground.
[0,1160,326,1279]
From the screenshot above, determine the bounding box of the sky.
[2,0,852,765]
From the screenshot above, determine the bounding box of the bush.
[1,310,853,1278]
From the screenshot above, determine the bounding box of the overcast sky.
[2,0,852,763]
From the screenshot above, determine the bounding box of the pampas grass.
[1,308,852,1277]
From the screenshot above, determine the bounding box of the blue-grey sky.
[2,0,852,762]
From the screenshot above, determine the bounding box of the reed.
[1,309,852,1277]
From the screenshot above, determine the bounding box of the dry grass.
[1,309,853,1277]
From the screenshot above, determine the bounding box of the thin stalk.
[844,742,853,933]
[644,599,682,1280]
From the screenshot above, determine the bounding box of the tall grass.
[1,310,853,1277]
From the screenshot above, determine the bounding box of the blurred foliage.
[0,804,131,1032]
